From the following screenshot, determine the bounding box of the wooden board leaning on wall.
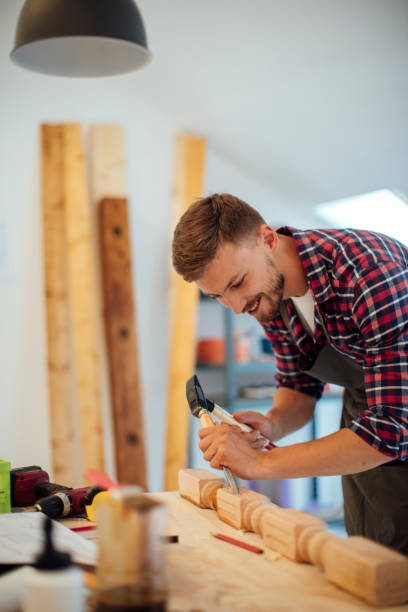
[164,134,206,491]
[41,124,105,485]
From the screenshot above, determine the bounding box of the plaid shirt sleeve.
[263,324,325,400]
[349,261,408,459]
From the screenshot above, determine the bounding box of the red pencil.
[70,525,97,533]
[211,532,263,554]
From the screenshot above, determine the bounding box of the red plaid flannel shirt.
[263,227,408,460]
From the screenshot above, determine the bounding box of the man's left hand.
[198,423,264,480]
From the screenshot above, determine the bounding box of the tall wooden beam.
[41,124,77,486]
[89,124,127,202]
[89,124,147,487]
[99,197,147,487]
[61,123,105,476]
[164,134,206,490]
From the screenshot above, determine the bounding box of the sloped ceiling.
[136,0,408,218]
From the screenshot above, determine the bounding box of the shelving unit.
[197,306,276,412]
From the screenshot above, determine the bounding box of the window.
[316,189,408,246]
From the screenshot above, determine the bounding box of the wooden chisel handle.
[212,406,276,449]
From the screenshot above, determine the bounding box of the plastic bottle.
[93,487,167,611]
[22,516,85,612]
[0,459,11,513]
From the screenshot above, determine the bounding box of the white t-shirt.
[291,289,315,337]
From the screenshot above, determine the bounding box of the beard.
[251,257,284,324]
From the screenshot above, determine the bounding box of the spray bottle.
[22,516,85,612]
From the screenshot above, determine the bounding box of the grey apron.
[280,301,408,554]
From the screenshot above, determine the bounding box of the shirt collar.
[277,226,336,304]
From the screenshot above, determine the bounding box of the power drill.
[34,486,102,519]
[11,465,70,506]
[11,465,104,518]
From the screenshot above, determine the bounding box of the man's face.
[196,237,284,324]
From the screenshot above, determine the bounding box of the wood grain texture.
[262,507,327,562]
[164,134,206,491]
[322,536,408,607]
[88,124,129,485]
[99,197,147,487]
[178,469,408,607]
[297,524,330,565]
[152,492,408,611]
[41,124,77,486]
[62,123,104,475]
[89,125,127,203]
[200,480,224,510]
[242,498,277,533]
[216,487,270,530]
[302,527,337,568]
[178,468,224,508]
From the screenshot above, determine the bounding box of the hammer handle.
[199,412,215,428]
[198,409,239,495]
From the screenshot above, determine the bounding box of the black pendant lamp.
[10,0,151,77]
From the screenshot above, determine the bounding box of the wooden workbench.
[149,491,408,612]
[64,492,408,611]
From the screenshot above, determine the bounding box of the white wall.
[0,1,307,491]
[205,145,313,227]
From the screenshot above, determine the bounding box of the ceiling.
[135,0,408,218]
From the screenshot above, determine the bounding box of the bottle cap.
[34,516,72,570]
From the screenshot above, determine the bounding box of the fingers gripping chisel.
[187,375,276,449]
[186,376,240,495]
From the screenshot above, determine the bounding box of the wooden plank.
[41,124,78,487]
[164,134,206,491]
[98,197,147,487]
[61,123,104,476]
[89,124,146,486]
[89,124,127,202]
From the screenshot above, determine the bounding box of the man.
[172,193,408,553]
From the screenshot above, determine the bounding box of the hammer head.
[186,374,208,417]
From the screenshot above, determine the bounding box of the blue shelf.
[209,394,275,412]
[197,361,275,373]
[234,361,275,373]
[232,397,274,410]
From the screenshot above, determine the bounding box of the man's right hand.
[233,411,276,449]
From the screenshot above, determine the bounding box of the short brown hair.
[172,193,265,281]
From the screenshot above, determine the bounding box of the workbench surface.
[151,491,408,612]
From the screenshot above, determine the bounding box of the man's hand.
[199,424,391,482]
[233,411,277,447]
[198,423,265,480]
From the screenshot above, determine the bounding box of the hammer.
[186,375,240,495]
[187,375,276,449]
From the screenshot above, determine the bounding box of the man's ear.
[258,224,278,253]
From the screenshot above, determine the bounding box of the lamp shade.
[10,0,151,77]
